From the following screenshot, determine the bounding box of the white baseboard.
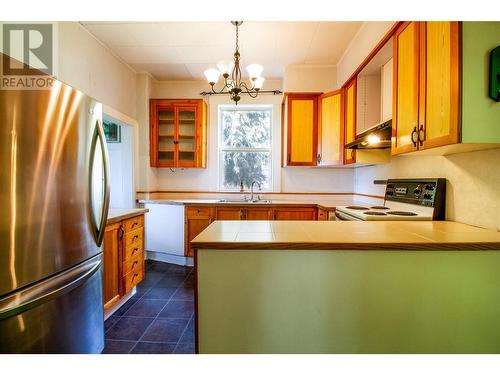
[104,288,136,320]
[146,250,194,267]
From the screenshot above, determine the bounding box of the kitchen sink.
[217,199,272,204]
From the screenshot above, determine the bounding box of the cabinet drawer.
[124,266,144,293]
[124,227,143,248]
[123,215,144,233]
[123,253,144,276]
[124,240,143,261]
[186,206,213,218]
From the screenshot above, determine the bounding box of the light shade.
[204,68,221,84]
[217,60,233,75]
[246,64,263,79]
[253,76,265,90]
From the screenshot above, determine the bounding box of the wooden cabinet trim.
[343,79,357,164]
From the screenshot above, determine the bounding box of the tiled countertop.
[107,208,149,225]
[138,198,365,210]
[191,220,500,251]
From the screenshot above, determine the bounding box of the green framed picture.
[103,120,121,143]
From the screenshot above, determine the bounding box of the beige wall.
[57,22,137,119]
[144,77,354,193]
[284,65,337,92]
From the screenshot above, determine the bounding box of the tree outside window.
[219,106,272,191]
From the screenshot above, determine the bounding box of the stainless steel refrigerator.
[0,61,110,353]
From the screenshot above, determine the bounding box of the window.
[219,106,272,191]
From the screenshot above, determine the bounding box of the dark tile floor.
[102,260,195,354]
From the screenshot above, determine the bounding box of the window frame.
[218,104,274,192]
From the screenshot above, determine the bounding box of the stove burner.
[387,211,418,216]
[346,206,369,210]
[363,211,387,216]
[370,206,389,210]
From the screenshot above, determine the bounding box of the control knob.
[414,185,422,197]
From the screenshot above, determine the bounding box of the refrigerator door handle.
[0,256,102,321]
[89,118,110,246]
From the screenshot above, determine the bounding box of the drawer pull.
[132,222,138,228]
[133,235,139,240]
[132,247,139,254]
[132,273,138,279]
[133,260,138,266]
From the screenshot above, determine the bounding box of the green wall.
[198,249,500,353]
[462,22,500,143]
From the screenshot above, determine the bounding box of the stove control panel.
[385,179,446,210]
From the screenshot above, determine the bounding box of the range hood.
[345,119,392,149]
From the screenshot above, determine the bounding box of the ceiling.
[81,21,363,81]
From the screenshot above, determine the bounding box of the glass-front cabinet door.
[150,99,207,168]
[176,106,197,167]
[157,107,175,164]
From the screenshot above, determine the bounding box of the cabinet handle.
[133,235,139,240]
[239,209,244,220]
[119,227,124,239]
[411,126,418,147]
[132,247,138,254]
[173,140,179,145]
[131,222,138,228]
[317,153,322,164]
[350,150,355,160]
[418,124,425,146]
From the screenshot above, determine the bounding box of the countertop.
[107,208,149,225]
[138,198,363,210]
[191,220,500,251]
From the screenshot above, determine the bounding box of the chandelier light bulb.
[246,64,263,79]
[204,68,221,85]
[217,61,233,77]
[253,76,265,90]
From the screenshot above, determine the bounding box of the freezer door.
[0,254,104,353]
[0,79,110,296]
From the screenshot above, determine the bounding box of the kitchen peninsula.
[192,220,500,354]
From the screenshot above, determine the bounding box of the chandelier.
[201,21,281,104]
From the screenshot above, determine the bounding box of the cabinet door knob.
[411,126,418,146]
[317,153,322,164]
[418,124,425,146]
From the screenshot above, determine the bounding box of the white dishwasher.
[143,203,189,265]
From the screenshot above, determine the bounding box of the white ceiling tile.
[82,21,365,80]
[131,63,192,80]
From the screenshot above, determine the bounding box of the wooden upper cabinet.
[393,21,460,155]
[419,21,460,150]
[393,21,420,155]
[150,99,207,168]
[286,94,319,166]
[343,79,356,164]
[318,90,343,166]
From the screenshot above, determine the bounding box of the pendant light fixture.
[201,21,281,104]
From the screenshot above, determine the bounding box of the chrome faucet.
[250,180,262,202]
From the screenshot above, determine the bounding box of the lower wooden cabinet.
[185,207,214,257]
[103,223,121,309]
[103,213,145,311]
[273,207,317,220]
[184,204,323,256]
